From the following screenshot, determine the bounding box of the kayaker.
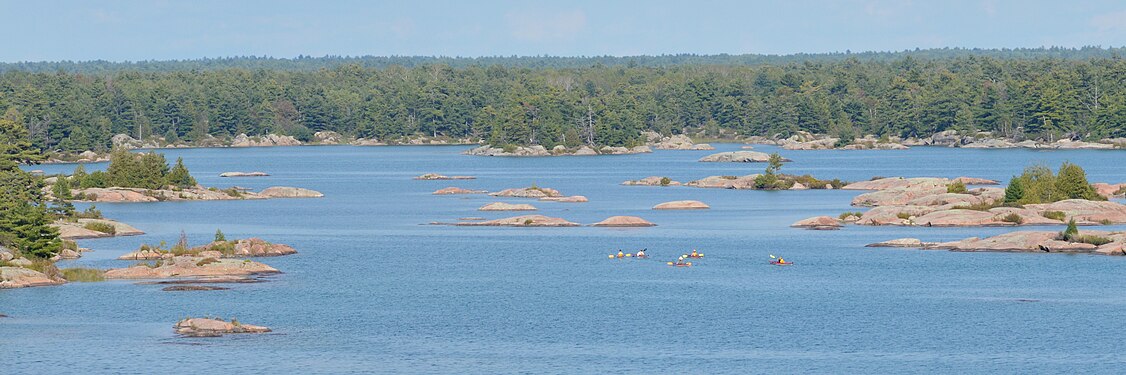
[777,258,786,264]
[636,249,646,257]
[690,249,699,257]
[617,250,624,258]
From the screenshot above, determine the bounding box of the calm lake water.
[4,144,1126,374]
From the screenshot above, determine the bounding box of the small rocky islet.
[868,230,1126,256]
[791,176,1126,228]
[174,317,271,337]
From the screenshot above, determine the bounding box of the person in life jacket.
[636,249,646,257]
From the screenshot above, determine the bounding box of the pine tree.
[214,229,226,243]
[1003,176,1024,204]
[0,119,61,258]
[1054,162,1100,200]
[51,175,76,217]
[165,157,197,188]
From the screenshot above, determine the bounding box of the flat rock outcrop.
[1093,183,1126,198]
[592,216,656,227]
[653,200,710,210]
[54,219,145,240]
[220,171,269,177]
[490,187,562,198]
[105,256,279,279]
[865,238,929,248]
[0,267,65,289]
[685,175,759,189]
[698,151,788,163]
[929,230,1126,254]
[539,195,588,203]
[415,173,476,180]
[257,186,324,198]
[952,177,1000,185]
[622,176,681,186]
[1023,200,1126,224]
[312,131,344,144]
[648,133,713,150]
[790,216,842,230]
[465,144,650,156]
[174,318,271,337]
[456,215,579,227]
[74,186,322,202]
[433,187,486,195]
[843,177,950,191]
[231,133,301,147]
[119,238,297,260]
[479,202,537,211]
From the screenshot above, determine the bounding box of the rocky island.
[174,317,271,337]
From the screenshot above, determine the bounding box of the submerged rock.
[162,285,230,291]
[433,187,487,195]
[479,202,537,211]
[652,200,710,210]
[257,186,324,198]
[592,216,656,227]
[414,173,476,180]
[219,171,269,177]
[174,318,270,337]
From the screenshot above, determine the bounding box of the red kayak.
[770,261,793,266]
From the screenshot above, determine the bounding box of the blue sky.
[2,0,1125,62]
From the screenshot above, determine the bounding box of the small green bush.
[896,212,912,220]
[957,201,1003,211]
[83,222,116,235]
[1000,213,1024,224]
[947,181,968,194]
[61,268,105,282]
[838,211,864,220]
[61,240,79,251]
[1075,235,1113,246]
[1041,211,1066,221]
[659,177,671,186]
[75,205,103,219]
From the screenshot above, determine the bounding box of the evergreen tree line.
[3,50,1126,153]
[3,47,1121,74]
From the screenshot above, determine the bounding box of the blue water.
[4,144,1126,374]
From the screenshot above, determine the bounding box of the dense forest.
[1,47,1125,153]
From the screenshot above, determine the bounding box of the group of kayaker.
[610,249,792,267]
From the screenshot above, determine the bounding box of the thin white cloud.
[1091,10,1126,32]
[981,0,998,17]
[505,9,586,42]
